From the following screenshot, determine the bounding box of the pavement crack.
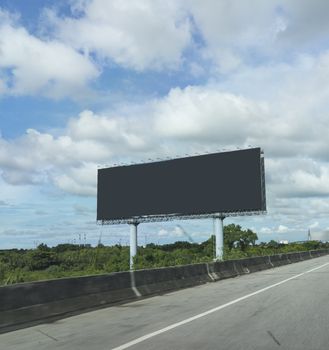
[267,330,281,346]
[36,329,58,342]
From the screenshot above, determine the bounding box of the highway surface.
[1,255,329,350]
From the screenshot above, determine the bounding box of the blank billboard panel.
[97,148,266,222]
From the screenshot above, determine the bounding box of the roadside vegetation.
[0,224,326,286]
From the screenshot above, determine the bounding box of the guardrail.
[1,249,328,333]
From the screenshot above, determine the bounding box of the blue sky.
[1,0,329,249]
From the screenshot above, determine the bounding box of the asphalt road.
[1,256,329,350]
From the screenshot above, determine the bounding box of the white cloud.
[172,226,184,237]
[309,222,319,229]
[188,0,329,72]
[266,158,329,198]
[0,109,155,195]
[274,0,329,49]
[53,163,97,196]
[2,1,329,246]
[46,0,192,71]
[277,224,289,233]
[0,173,36,205]
[289,168,329,197]
[310,230,329,241]
[3,1,329,101]
[0,10,99,98]
[153,86,269,143]
[158,229,168,237]
[67,110,148,150]
[0,64,329,204]
[260,227,272,234]
[188,1,276,72]
[1,6,329,231]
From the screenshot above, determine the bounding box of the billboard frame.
[97,148,266,225]
[97,209,267,225]
[96,148,266,268]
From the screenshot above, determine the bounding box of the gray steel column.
[129,222,138,270]
[214,215,224,260]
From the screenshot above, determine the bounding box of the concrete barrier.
[236,256,272,274]
[319,249,329,256]
[210,260,239,279]
[300,251,311,260]
[134,263,211,296]
[0,271,134,331]
[1,249,328,333]
[310,250,320,258]
[286,252,302,263]
[269,253,288,267]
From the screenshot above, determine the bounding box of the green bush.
[0,230,328,286]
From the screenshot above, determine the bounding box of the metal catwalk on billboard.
[98,209,267,225]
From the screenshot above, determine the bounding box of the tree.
[267,240,279,248]
[224,224,243,250]
[37,243,50,251]
[238,229,258,251]
[27,250,59,270]
[224,224,258,251]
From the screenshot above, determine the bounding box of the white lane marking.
[111,261,329,350]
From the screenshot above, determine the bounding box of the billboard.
[97,148,266,223]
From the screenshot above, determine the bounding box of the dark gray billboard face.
[97,148,266,222]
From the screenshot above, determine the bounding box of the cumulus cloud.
[188,0,329,72]
[1,64,329,203]
[0,109,156,195]
[1,2,329,238]
[0,9,99,98]
[309,222,319,229]
[153,86,269,143]
[67,110,148,150]
[158,229,168,237]
[274,0,329,49]
[2,86,266,195]
[277,224,289,233]
[2,0,329,100]
[311,230,329,241]
[157,226,190,239]
[260,227,272,234]
[288,168,329,197]
[266,158,329,199]
[2,0,329,247]
[46,0,192,71]
[53,163,97,196]
[188,1,276,72]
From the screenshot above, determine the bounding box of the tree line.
[0,224,326,285]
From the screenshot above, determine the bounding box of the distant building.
[279,240,289,245]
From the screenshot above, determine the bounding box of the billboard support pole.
[129,221,139,270]
[214,214,225,261]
